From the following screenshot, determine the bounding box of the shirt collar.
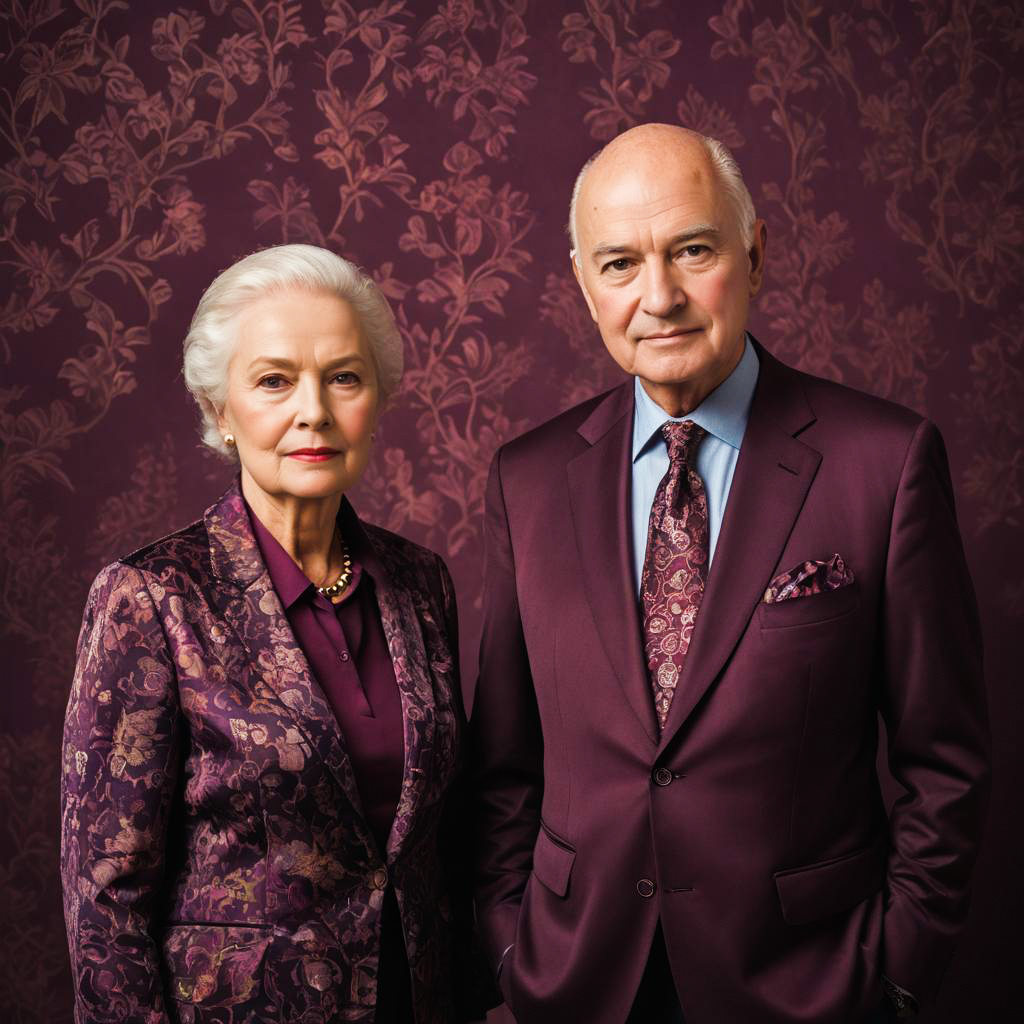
[632,334,759,461]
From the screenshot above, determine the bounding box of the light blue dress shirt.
[631,336,760,592]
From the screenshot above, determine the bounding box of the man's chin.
[634,355,708,389]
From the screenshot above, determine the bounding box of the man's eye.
[603,258,632,273]
[682,245,709,258]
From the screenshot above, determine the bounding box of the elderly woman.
[61,245,490,1023]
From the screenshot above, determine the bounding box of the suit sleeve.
[468,449,544,979]
[61,563,181,1024]
[879,419,990,1005]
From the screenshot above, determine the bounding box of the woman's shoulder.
[91,517,212,594]
[359,521,457,628]
[361,520,446,578]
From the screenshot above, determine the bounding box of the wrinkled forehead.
[577,145,725,245]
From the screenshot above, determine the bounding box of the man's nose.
[640,259,686,319]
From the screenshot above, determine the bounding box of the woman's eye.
[258,375,287,389]
[334,372,359,386]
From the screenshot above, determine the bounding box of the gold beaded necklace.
[316,536,353,603]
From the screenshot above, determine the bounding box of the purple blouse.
[247,502,404,854]
[248,502,414,1020]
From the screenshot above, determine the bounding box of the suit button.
[652,767,673,787]
[636,878,656,898]
[372,867,389,890]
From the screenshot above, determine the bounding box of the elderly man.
[469,124,989,1023]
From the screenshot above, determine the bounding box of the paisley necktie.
[640,421,710,732]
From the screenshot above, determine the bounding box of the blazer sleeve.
[468,449,545,979]
[879,419,990,1004]
[61,562,182,1024]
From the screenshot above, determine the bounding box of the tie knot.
[661,420,705,466]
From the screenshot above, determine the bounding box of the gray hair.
[568,131,757,258]
[183,244,403,459]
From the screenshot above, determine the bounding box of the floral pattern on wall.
[1,1,1022,1019]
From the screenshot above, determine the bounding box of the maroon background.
[2,1,1021,1020]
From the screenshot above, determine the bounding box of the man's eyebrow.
[670,224,720,243]
[589,225,721,260]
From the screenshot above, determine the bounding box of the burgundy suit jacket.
[61,482,483,1023]
[470,343,989,1024]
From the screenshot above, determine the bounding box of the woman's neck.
[241,473,344,587]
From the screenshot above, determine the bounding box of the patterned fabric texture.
[60,482,486,1023]
[640,422,709,731]
[2,2,1021,1020]
[763,553,855,603]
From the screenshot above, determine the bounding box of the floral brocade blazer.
[61,483,483,1024]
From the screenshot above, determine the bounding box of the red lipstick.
[287,447,339,462]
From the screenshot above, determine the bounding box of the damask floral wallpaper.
[1,0,1021,1019]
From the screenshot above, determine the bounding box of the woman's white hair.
[568,130,757,256]
[183,244,403,459]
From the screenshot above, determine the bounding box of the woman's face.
[217,287,379,506]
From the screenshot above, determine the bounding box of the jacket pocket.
[533,822,576,898]
[774,834,887,926]
[759,579,860,631]
[161,923,273,1006]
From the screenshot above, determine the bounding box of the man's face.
[572,133,766,415]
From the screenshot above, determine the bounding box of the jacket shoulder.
[360,521,454,621]
[361,521,447,581]
[498,384,625,470]
[115,518,211,581]
[794,365,924,435]
[792,365,935,473]
[757,351,947,499]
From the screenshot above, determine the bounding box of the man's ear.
[748,219,768,296]
[571,251,599,322]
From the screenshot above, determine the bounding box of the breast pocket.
[758,580,860,632]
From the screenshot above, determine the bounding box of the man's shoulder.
[497,382,630,471]
[764,347,926,445]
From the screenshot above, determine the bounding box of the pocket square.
[763,554,854,604]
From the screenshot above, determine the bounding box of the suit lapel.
[568,383,659,743]
[205,484,374,849]
[658,346,821,751]
[344,504,438,865]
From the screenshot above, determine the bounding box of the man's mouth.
[641,327,703,342]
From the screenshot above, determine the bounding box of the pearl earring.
[224,434,235,446]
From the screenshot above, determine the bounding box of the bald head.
[569,124,756,257]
